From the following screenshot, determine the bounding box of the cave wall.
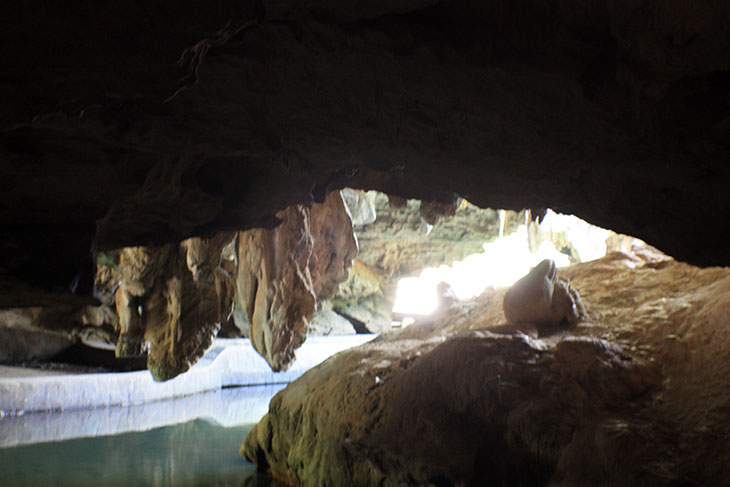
[1,0,729,309]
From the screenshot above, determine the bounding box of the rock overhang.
[1,0,729,308]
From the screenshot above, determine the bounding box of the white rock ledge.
[0,384,286,448]
[0,335,374,415]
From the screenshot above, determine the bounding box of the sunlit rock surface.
[243,253,730,486]
[309,306,357,336]
[503,259,585,328]
[114,232,233,381]
[355,193,518,286]
[332,192,519,330]
[234,191,357,371]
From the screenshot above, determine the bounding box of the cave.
[2,1,730,486]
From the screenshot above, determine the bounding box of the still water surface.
[0,386,283,487]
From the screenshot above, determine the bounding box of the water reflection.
[1,385,286,448]
[0,385,288,486]
[2,419,268,486]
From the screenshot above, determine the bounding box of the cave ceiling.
[1,0,729,307]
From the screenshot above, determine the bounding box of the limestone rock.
[341,188,376,226]
[243,255,730,486]
[233,206,315,372]
[114,232,234,381]
[418,196,459,226]
[234,191,356,371]
[0,303,122,364]
[329,260,391,333]
[328,192,520,329]
[1,0,730,314]
[503,259,585,328]
[308,307,356,336]
[0,309,75,362]
[309,191,359,302]
[356,194,519,286]
[526,209,671,265]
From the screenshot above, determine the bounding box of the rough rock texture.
[114,232,234,381]
[329,259,392,333]
[0,309,75,363]
[1,1,729,310]
[0,305,119,364]
[309,192,359,302]
[355,193,519,286]
[234,191,356,371]
[503,259,585,328]
[243,253,730,486]
[0,191,356,376]
[341,189,377,226]
[308,306,357,336]
[329,192,519,330]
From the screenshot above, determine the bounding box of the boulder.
[308,306,357,336]
[0,309,75,362]
[503,259,585,329]
[0,304,121,364]
[243,253,730,486]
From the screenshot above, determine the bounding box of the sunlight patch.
[392,210,611,316]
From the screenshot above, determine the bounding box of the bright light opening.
[392,209,612,316]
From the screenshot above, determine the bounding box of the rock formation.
[0,304,119,365]
[0,191,358,379]
[0,309,76,363]
[243,252,730,486]
[329,192,519,331]
[309,191,359,302]
[341,189,377,226]
[1,1,729,316]
[503,259,585,329]
[114,232,235,381]
[0,1,728,475]
[354,193,519,287]
[233,191,357,371]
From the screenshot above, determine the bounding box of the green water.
[0,419,274,487]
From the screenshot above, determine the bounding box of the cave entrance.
[333,190,657,330]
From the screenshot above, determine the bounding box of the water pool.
[0,386,284,486]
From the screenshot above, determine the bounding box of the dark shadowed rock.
[1,0,729,312]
